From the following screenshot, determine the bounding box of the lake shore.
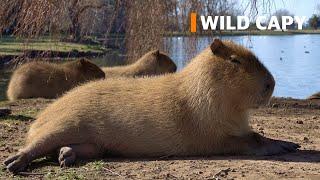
[166,29,320,36]
[0,97,319,179]
[0,37,108,67]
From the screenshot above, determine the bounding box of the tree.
[124,0,167,62]
[0,0,115,41]
[66,0,109,42]
[271,9,295,29]
[308,14,320,30]
[0,0,24,35]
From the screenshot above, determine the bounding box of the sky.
[239,0,320,19]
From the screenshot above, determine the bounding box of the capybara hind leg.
[59,144,101,167]
[226,132,300,156]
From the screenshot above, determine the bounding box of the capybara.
[307,92,320,100]
[102,50,177,77]
[7,58,105,100]
[4,39,299,173]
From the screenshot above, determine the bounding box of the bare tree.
[271,9,294,26]
[124,0,167,62]
[0,0,63,37]
[66,0,110,42]
[0,0,113,41]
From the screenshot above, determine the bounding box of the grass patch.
[1,115,33,121]
[0,100,9,107]
[0,37,106,56]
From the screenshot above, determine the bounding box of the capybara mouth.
[255,95,272,107]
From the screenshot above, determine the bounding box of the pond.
[0,34,319,100]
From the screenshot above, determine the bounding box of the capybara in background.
[4,39,299,173]
[307,92,320,100]
[102,50,177,77]
[7,58,105,100]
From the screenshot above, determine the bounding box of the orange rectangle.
[190,13,197,33]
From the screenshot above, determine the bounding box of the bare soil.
[0,98,319,179]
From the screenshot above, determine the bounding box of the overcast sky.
[239,0,319,19]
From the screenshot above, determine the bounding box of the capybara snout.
[77,58,105,80]
[156,51,177,73]
[263,74,275,95]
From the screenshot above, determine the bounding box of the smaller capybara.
[102,50,177,77]
[7,58,105,100]
[307,92,320,100]
[4,39,299,173]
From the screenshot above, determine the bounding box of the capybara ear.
[210,39,232,59]
[79,58,89,66]
[210,39,224,54]
[152,50,160,57]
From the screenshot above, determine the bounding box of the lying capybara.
[4,39,299,173]
[102,50,177,77]
[7,58,105,100]
[307,92,320,100]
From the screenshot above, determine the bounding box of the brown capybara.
[4,39,299,173]
[307,92,320,100]
[7,58,105,101]
[102,50,177,77]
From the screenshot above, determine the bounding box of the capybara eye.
[231,59,241,64]
[229,55,241,65]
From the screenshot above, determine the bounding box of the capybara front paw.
[59,147,76,167]
[255,139,300,156]
[4,152,29,173]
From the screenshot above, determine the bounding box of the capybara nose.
[173,66,177,72]
[264,76,275,93]
[265,83,272,92]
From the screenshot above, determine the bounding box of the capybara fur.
[307,92,320,100]
[4,39,299,173]
[7,58,105,101]
[102,50,177,77]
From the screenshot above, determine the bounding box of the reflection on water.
[0,35,319,100]
[164,35,320,99]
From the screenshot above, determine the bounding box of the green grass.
[0,37,106,56]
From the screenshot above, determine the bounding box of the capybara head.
[71,58,105,81]
[151,50,177,74]
[209,39,275,108]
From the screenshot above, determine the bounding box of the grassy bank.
[0,37,106,56]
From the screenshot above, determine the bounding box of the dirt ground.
[0,98,319,179]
